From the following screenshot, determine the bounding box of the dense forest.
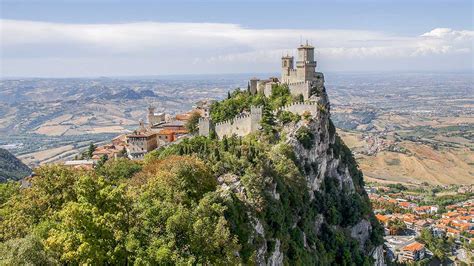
[0,86,383,265]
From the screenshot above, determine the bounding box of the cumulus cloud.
[0,19,472,76]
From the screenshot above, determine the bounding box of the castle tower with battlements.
[281,41,319,85]
[296,42,317,82]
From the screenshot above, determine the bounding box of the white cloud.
[1,19,472,77]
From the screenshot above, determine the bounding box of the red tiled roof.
[376,214,389,223]
[403,242,424,252]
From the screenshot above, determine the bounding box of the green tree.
[185,111,202,134]
[0,181,19,205]
[296,126,314,149]
[387,218,407,235]
[261,104,275,135]
[0,234,57,265]
[0,165,80,241]
[95,154,108,169]
[129,156,239,264]
[85,143,96,159]
[45,174,133,264]
[96,157,142,180]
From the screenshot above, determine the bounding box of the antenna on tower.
[300,35,302,45]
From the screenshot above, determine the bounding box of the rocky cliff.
[210,85,385,265]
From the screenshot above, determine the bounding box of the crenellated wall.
[214,106,262,139]
[276,101,320,117]
[198,100,325,139]
[288,81,311,100]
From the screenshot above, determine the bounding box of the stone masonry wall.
[214,106,262,139]
[198,117,211,137]
[277,102,319,117]
[288,81,311,100]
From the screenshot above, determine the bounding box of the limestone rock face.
[218,85,384,265]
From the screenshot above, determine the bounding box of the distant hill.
[0,148,32,182]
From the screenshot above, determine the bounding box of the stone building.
[147,106,166,126]
[126,131,157,159]
[399,242,425,262]
[250,42,325,100]
[126,122,158,159]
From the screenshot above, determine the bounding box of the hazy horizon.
[1,0,473,77]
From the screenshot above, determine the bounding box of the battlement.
[277,101,319,117]
[198,100,322,139]
[276,101,317,112]
[215,113,251,127]
[211,106,263,139]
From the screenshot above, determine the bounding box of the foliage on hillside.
[210,84,301,124]
[0,148,32,182]
[0,88,382,264]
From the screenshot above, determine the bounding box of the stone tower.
[296,41,317,82]
[147,107,156,125]
[281,55,294,83]
[198,117,211,137]
[250,106,263,132]
[249,77,260,95]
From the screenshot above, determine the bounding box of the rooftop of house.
[155,120,186,128]
[158,128,188,135]
[376,214,390,223]
[402,242,425,252]
[128,131,156,138]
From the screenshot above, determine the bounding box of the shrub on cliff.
[296,126,314,149]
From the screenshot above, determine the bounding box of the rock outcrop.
[218,85,384,265]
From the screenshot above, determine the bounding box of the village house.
[157,128,188,144]
[399,242,426,262]
[126,124,158,159]
[414,220,431,232]
[91,143,126,160]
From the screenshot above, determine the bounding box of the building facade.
[126,132,158,159]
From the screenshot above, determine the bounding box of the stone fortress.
[199,42,327,139]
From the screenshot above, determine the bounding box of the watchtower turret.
[281,55,294,83]
[147,106,156,124]
[296,41,317,82]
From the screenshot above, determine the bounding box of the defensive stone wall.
[276,101,319,116]
[198,101,322,139]
[214,106,262,139]
[288,81,311,100]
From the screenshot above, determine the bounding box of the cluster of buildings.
[67,42,327,161]
[367,186,474,263]
[125,99,214,159]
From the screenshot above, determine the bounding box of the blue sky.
[1,0,473,77]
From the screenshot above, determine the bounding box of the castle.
[249,41,325,100]
[199,42,327,139]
